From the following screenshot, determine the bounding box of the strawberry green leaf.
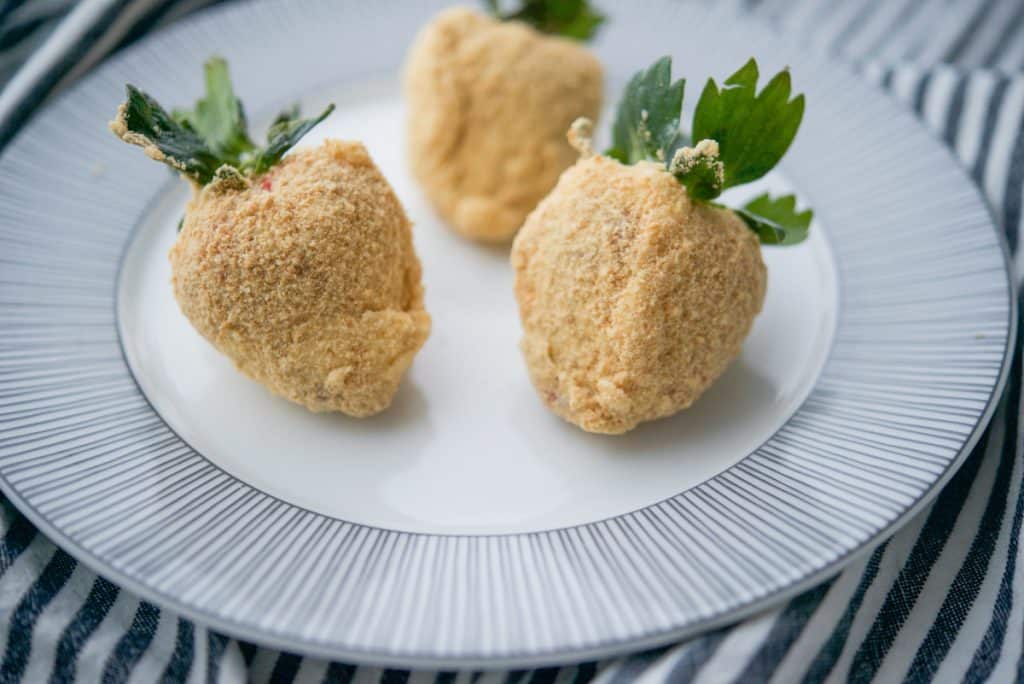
[115,85,222,184]
[692,59,805,188]
[486,0,604,40]
[269,103,301,131]
[248,104,335,176]
[112,57,334,186]
[734,193,812,245]
[172,57,255,161]
[606,56,684,165]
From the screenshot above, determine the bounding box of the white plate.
[0,0,1014,669]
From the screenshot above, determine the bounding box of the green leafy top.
[734,193,813,245]
[604,56,811,245]
[607,57,684,165]
[485,0,604,40]
[110,57,334,186]
[691,59,804,188]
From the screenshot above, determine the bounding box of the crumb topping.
[567,117,595,157]
[670,138,724,185]
[404,7,603,242]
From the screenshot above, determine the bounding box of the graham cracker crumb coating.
[404,7,603,243]
[512,157,766,434]
[170,140,431,417]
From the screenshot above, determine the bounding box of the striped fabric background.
[0,0,1022,681]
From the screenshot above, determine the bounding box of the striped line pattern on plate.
[0,0,1017,675]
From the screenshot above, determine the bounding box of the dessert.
[512,58,812,433]
[112,58,430,416]
[404,1,604,242]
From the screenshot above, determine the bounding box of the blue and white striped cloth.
[1,0,1023,681]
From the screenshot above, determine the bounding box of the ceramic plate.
[0,0,1014,669]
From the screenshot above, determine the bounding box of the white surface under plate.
[0,0,1014,669]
